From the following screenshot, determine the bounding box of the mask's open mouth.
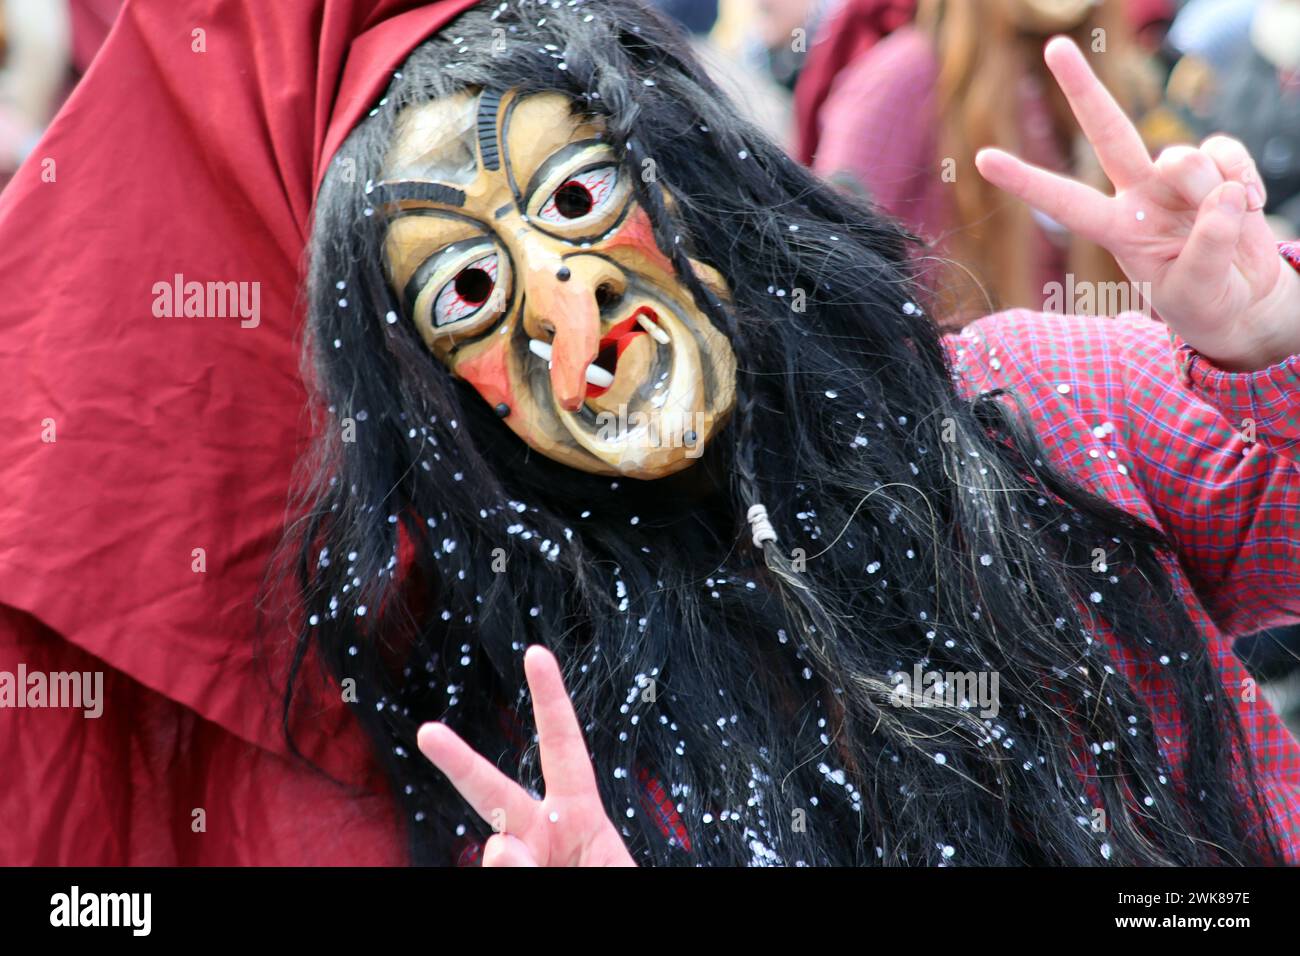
[585,306,665,399]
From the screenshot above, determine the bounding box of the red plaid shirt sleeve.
[949,291,1300,637]
[1164,335,1300,632]
[946,248,1300,858]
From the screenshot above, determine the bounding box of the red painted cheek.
[454,338,517,411]
[604,206,676,274]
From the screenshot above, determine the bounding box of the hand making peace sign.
[416,645,636,867]
[976,37,1300,372]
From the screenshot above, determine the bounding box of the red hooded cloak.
[0,0,480,865]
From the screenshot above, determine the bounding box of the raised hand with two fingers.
[417,645,636,867]
[975,37,1300,372]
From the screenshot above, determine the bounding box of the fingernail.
[1240,169,1266,209]
[1220,183,1246,212]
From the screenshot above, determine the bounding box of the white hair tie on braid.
[747,503,778,549]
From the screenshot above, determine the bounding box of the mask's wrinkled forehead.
[384,94,483,186]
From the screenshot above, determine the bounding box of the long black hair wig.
[282,0,1283,865]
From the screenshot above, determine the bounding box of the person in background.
[656,0,795,146]
[1168,0,1259,73]
[713,0,824,93]
[1202,0,1300,236]
[0,0,120,186]
[793,0,916,167]
[811,0,1156,322]
[1160,0,1258,138]
[1126,0,1175,54]
[795,0,1170,174]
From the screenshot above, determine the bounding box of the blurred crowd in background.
[3,0,1297,314]
[667,0,1300,315]
[2,0,1298,728]
[658,0,1300,740]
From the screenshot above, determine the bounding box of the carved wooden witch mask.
[377,88,737,479]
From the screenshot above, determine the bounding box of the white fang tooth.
[528,339,553,361]
[638,314,670,345]
[585,363,614,388]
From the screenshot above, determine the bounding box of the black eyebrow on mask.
[372,181,466,208]
[477,88,504,171]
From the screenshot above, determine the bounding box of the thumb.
[1168,180,1247,298]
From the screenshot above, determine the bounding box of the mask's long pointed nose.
[546,284,600,411]
[523,262,604,412]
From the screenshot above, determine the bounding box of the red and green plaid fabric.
[1281,240,1300,275]
[948,246,1300,860]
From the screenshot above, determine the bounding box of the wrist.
[1204,248,1300,373]
[1244,260,1300,371]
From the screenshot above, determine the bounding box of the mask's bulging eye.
[539,166,618,224]
[434,253,499,327]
